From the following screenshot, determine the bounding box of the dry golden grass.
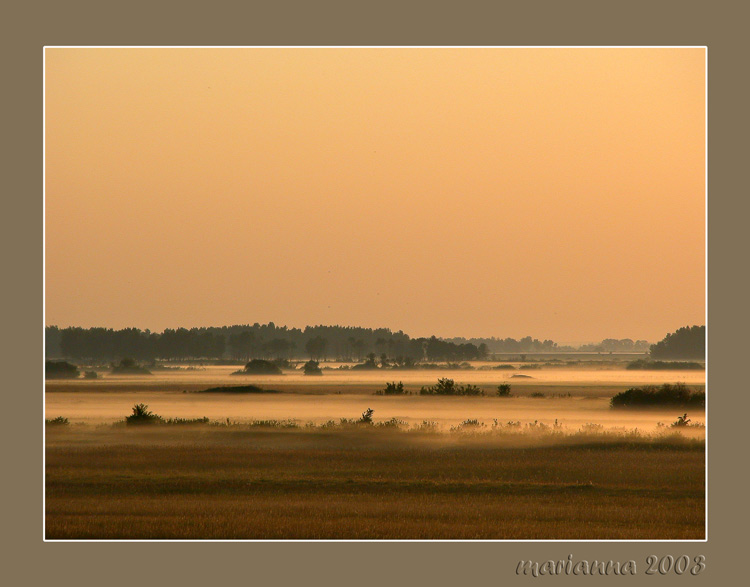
[45,426,704,539]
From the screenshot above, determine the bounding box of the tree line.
[45,323,701,363]
[44,324,489,363]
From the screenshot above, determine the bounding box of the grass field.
[45,425,704,540]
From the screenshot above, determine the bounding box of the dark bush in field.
[610,383,705,409]
[83,371,98,379]
[198,385,280,394]
[376,381,407,395]
[45,361,79,379]
[303,360,323,376]
[125,404,164,425]
[420,378,484,396]
[626,359,704,370]
[111,358,152,375]
[232,359,283,375]
[492,364,516,370]
[496,384,512,397]
[45,416,69,426]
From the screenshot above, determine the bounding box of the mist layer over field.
[45,366,705,432]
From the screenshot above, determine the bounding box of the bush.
[83,371,98,379]
[303,360,323,376]
[420,378,484,396]
[45,361,79,379]
[610,383,705,409]
[125,403,164,425]
[232,359,283,375]
[496,384,512,397]
[492,364,516,370]
[358,408,374,425]
[376,381,407,395]
[45,416,69,426]
[111,358,152,375]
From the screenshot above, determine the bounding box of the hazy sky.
[45,48,705,343]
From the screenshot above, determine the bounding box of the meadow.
[44,363,706,540]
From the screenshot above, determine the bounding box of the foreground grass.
[46,426,704,540]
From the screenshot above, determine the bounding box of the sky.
[45,48,705,343]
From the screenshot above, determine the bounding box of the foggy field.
[44,366,705,539]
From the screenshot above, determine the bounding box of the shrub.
[492,364,516,370]
[83,371,98,379]
[232,359,283,375]
[420,378,484,396]
[672,413,691,427]
[111,358,152,375]
[45,416,69,426]
[610,383,705,409]
[303,360,323,376]
[376,381,407,395]
[377,417,407,429]
[496,384,512,397]
[358,408,374,425]
[125,403,164,425]
[45,361,79,379]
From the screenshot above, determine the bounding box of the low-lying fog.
[45,366,706,432]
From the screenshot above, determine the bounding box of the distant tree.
[303,360,323,376]
[233,359,283,375]
[650,326,706,360]
[111,358,152,375]
[45,361,79,379]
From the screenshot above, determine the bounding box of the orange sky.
[45,48,705,343]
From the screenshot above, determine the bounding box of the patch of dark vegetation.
[511,374,534,378]
[198,385,280,394]
[83,371,98,379]
[519,364,542,370]
[45,361,80,379]
[626,359,704,370]
[375,381,408,396]
[650,325,705,360]
[45,416,69,426]
[164,417,210,425]
[529,392,546,398]
[492,364,516,370]
[124,404,210,426]
[125,404,164,425]
[420,378,483,396]
[496,384,512,397]
[669,413,704,429]
[231,359,283,375]
[111,358,152,375]
[303,360,323,376]
[610,383,705,409]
